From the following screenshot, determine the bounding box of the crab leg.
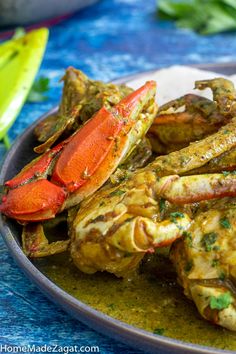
[149,79,236,155]
[155,173,236,204]
[150,116,236,176]
[0,81,157,221]
[186,147,236,175]
[68,165,236,277]
[195,78,236,116]
[22,223,70,257]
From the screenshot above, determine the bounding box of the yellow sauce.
[36,251,236,351]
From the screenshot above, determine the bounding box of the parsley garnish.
[184,260,193,273]
[183,231,193,247]
[201,232,218,252]
[153,328,165,335]
[27,76,50,102]
[210,292,233,310]
[219,272,226,281]
[109,189,126,197]
[220,217,231,229]
[159,198,166,213]
[158,0,236,35]
[170,212,184,223]
[211,259,219,267]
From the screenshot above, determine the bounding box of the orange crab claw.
[51,81,156,193]
[5,143,65,189]
[0,180,66,221]
[51,107,124,192]
[0,81,157,221]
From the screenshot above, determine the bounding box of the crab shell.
[171,208,236,331]
[0,81,157,222]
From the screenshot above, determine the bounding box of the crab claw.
[0,81,157,221]
[0,180,66,221]
[54,80,157,208]
[5,142,66,189]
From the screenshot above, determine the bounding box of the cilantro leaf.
[201,232,218,252]
[210,292,233,310]
[109,189,126,197]
[220,217,231,229]
[153,328,165,335]
[27,76,50,103]
[157,0,236,35]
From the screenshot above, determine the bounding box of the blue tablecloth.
[1,0,236,352]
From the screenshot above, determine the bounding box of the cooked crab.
[0,80,157,221]
[170,204,236,331]
[148,78,236,154]
[34,67,133,153]
[21,113,236,277]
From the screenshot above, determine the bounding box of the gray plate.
[1,64,236,354]
[0,0,99,26]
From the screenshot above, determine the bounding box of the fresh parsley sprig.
[27,76,50,103]
[158,0,236,35]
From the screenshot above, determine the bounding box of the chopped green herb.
[158,0,236,35]
[210,292,233,310]
[185,260,193,273]
[3,134,11,149]
[159,198,166,213]
[153,328,165,335]
[183,231,193,247]
[124,252,132,258]
[213,245,221,251]
[109,189,126,197]
[219,272,226,281]
[211,259,219,267]
[220,217,231,229]
[222,171,230,176]
[107,303,116,310]
[27,76,50,103]
[170,212,184,223]
[201,232,218,252]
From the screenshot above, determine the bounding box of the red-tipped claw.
[0,81,157,222]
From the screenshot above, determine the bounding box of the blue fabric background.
[1,0,236,352]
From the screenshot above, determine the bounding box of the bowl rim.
[1,65,236,354]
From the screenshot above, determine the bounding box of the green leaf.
[158,0,194,19]
[157,0,236,34]
[3,134,10,149]
[201,232,218,252]
[200,3,236,34]
[27,76,50,103]
[222,0,236,10]
[219,217,231,229]
[109,189,126,197]
[153,328,165,335]
[210,292,233,310]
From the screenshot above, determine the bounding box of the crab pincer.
[0,81,157,222]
